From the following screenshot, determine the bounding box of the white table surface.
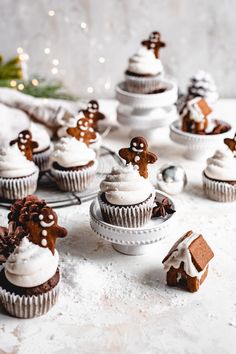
[0,99,236,354]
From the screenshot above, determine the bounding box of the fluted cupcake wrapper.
[33,145,53,172]
[51,160,98,192]
[98,192,155,228]
[0,281,60,319]
[0,169,39,200]
[203,173,236,202]
[125,73,164,94]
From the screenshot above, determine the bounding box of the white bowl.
[115,79,178,109]
[170,120,232,161]
[89,190,176,255]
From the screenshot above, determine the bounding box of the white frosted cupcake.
[0,145,39,200]
[203,148,236,202]
[187,70,219,106]
[98,164,155,227]
[51,137,98,192]
[31,122,53,172]
[125,45,164,94]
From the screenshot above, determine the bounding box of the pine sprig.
[0,55,77,101]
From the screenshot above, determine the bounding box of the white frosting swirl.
[4,238,59,288]
[127,46,163,76]
[51,137,96,167]
[0,144,37,178]
[204,148,236,181]
[30,122,51,152]
[100,164,154,205]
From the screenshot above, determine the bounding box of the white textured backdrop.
[1,0,236,98]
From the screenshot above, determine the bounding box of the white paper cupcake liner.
[203,173,236,202]
[0,169,39,200]
[51,160,98,192]
[98,192,155,228]
[0,281,60,318]
[125,73,164,94]
[33,145,53,172]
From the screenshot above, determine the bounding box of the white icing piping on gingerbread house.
[163,232,207,280]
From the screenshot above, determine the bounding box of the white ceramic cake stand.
[116,79,178,141]
[90,191,176,256]
[170,120,232,161]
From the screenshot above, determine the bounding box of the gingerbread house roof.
[180,97,212,119]
[162,230,214,272]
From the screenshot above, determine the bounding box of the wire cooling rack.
[0,146,123,209]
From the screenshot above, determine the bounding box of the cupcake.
[98,164,155,227]
[203,147,236,202]
[51,137,98,192]
[0,195,67,318]
[0,144,39,200]
[98,136,157,227]
[125,31,166,94]
[31,122,53,172]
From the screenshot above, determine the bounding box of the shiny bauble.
[157,163,187,195]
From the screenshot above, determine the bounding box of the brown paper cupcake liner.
[0,281,60,319]
[51,160,98,192]
[203,173,236,202]
[0,169,39,200]
[33,145,53,172]
[125,73,164,94]
[98,192,155,228]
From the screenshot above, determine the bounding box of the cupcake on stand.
[116,31,178,142]
[90,137,176,255]
[170,96,232,160]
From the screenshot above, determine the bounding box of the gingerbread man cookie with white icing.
[8,195,67,254]
[142,31,166,59]
[67,117,97,145]
[10,130,38,161]
[79,100,105,131]
[119,137,157,178]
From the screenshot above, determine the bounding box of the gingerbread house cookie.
[79,100,105,131]
[162,230,214,292]
[119,137,157,178]
[180,97,212,134]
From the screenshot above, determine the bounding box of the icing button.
[41,238,47,247]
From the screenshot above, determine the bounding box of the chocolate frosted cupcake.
[0,145,39,200]
[0,195,67,318]
[125,31,165,94]
[51,137,98,192]
[31,122,53,172]
[98,164,155,227]
[203,148,236,202]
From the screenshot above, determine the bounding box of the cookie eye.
[133,142,137,146]
[25,134,30,139]
[88,103,92,108]
[49,214,54,220]
[140,143,144,148]
[19,134,23,138]
[39,214,44,220]
[79,120,82,125]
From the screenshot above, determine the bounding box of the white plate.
[90,190,176,255]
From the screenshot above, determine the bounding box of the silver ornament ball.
[157,163,187,195]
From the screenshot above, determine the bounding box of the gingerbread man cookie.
[67,117,97,145]
[10,130,38,161]
[8,195,67,254]
[224,133,236,155]
[142,31,166,58]
[119,137,157,178]
[79,100,105,131]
